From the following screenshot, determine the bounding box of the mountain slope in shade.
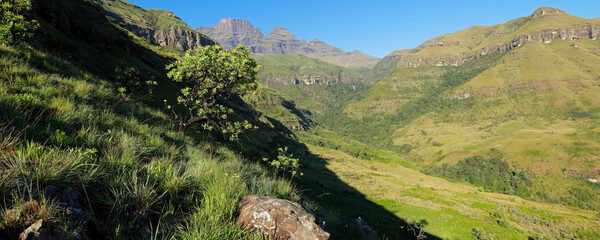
[197,18,381,70]
[99,0,216,52]
[322,7,600,210]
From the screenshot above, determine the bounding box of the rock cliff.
[197,18,380,68]
[99,0,216,52]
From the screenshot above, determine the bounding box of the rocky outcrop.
[19,220,70,240]
[100,1,216,52]
[151,26,215,51]
[398,23,600,68]
[262,71,361,86]
[236,195,329,240]
[397,7,600,68]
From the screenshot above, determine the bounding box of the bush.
[166,44,259,138]
[0,0,39,45]
[424,154,531,198]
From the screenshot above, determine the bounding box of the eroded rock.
[19,219,70,240]
[236,195,329,240]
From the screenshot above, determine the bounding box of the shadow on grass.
[224,99,443,240]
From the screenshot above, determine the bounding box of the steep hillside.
[326,7,600,210]
[396,7,600,68]
[254,54,366,115]
[98,0,216,52]
[197,18,381,70]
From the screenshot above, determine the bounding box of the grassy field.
[298,131,600,239]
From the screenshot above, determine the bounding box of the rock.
[19,219,70,240]
[196,18,380,67]
[37,185,91,239]
[236,195,329,240]
[340,217,376,238]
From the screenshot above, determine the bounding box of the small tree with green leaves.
[166,45,260,139]
[262,147,302,178]
[0,0,39,45]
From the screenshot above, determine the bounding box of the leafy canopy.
[0,0,39,45]
[167,45,260,139]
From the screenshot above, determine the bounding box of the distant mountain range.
[197,18,380,70]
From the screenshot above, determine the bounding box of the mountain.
[197,18,381,70]
[254,54,365,115]
[323,7,600,210]
[98,0,216,52]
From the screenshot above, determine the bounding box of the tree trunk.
[178,115,208,133]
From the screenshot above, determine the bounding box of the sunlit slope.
[332,7,600,210]
[300,135,600,240]
[397,7,600,67]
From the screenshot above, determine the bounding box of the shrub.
[0,0,39,45]
[166,45,259,139]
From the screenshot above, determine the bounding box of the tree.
[166,45,260,138]
[0,0,39,45]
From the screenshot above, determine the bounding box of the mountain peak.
[531,7,566,18]
[212,18,262,35]
[271,26,292,35]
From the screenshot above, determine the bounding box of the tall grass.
[0,43,295,239]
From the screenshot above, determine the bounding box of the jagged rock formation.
[396,7,600,68]
[197,18,380,68]
[236,195,330,240]
[99,0,215,52]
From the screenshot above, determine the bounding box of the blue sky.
[127,0,600,58]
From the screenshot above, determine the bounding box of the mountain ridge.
[196,18,381,69]
[99,0,216,52]
[395,7,600,68]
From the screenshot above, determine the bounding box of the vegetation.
[0,40,297,239]
[166,45,259,137]
[0,0,38,45]
[424,153,532,197]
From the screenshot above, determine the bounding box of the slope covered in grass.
[298,131,600,240]
[0,0,294,238]
[320,8,600,211]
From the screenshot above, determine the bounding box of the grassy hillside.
[0,1,425,239]
[399,7,600,66]
[298,131,600,240]
[254,54,367,115]
[321,8,600,211]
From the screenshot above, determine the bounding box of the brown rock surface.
[236,195,329,240]
[19,220,70,240]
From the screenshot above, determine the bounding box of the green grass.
[297,135,600,239]
[0,23,293,240]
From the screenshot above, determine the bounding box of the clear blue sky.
[127,0,600,58]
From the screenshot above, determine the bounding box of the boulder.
[236,195,329,240]
[19,219,70,240]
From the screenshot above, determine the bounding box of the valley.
[0,0,599,239]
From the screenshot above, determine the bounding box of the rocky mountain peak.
[531,7,566,18]
[268,26,294,38]
[212,18,263,35]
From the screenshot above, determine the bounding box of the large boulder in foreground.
[236,195,329,240]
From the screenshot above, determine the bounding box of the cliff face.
[396,7,600,68]
[197,19,380,68]
[99,0,215,52]
[151,25,216,51]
